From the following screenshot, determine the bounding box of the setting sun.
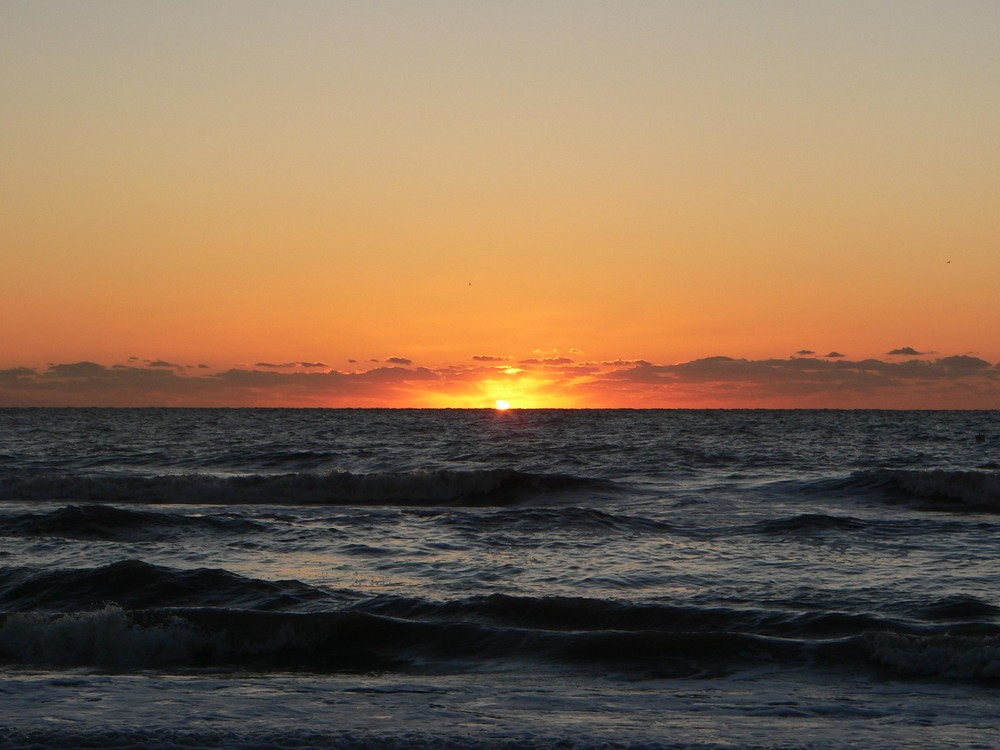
[494,400,511,411]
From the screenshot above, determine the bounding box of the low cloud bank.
[583,355,999,408]
[0,354,997,408]
[0,362,438,407]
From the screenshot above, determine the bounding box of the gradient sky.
[3,1,999,407]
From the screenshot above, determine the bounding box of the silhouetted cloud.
[580,355,1000,408]
[148,360,183,370]
[887,347,925,356]
[44,362,110,378]
[824,352,845,358]
[386,357,412,366]
[0,367,36,382]
[795,350,816,356]
[472,355,507,362]
[936,355,991,370]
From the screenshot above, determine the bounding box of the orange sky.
[3,2,999,408]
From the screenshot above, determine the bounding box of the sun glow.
[417,373,580,409]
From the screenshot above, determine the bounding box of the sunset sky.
[3,1,999,408]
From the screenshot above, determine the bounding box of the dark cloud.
[0,360,443,407]
[887,347,925,356]
[824,352,845,358]
[148,360,183,370]
[386,357,412,366]
[795,350,816,356]
[936,355,991,370]
[0,367,37,382]
[472,355,506,362]
[584,354,1000,408]
[44,361,110,378]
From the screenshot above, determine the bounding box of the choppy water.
[1,408,999,749]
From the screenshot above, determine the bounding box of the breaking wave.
[0,604,806,676]
[4,580,1000,684]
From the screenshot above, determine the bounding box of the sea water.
[0,408,998,749]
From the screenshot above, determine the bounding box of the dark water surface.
[1,408,999,749]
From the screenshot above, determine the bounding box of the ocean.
[0,408,998,749]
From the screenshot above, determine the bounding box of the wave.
[352,592,897,639]
[4,589,1000,684]
[0,468,613,506]
[0,560,335,612]
[439,506,674,536]
[803,469,1000,511]
[0,504,264,541]
[864,631,1000,682]
[908,594,1000,622]
[0,603,806,677]
[0,727,693,750]
[741,513,868,536]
